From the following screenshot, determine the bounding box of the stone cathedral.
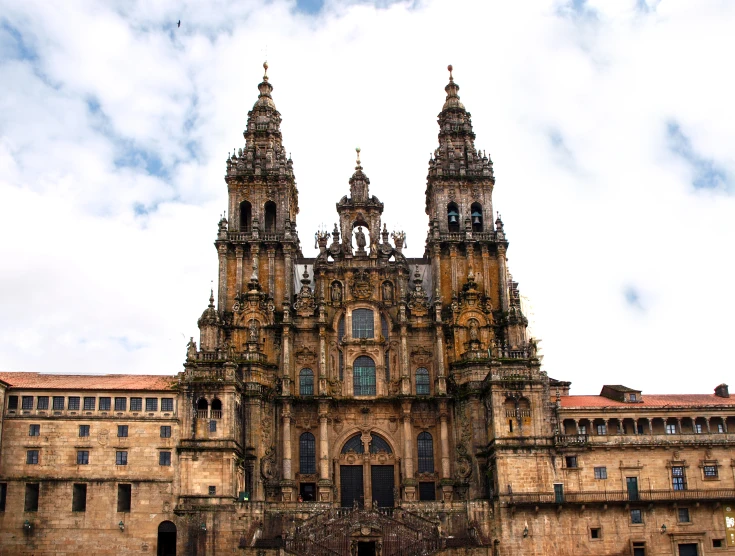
[1,64,734,556]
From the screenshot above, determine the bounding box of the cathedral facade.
[0,65,734,556]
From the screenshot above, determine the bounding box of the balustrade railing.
[503,488,735,506]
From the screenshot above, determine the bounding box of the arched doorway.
[338,433,395,508]
[157,520,176,556]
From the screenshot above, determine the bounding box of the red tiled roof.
[0,372,177,391]
[561,394,735,409]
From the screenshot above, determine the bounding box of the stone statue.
[469,319,479,342]
[249,319,259,343]
[331,281,342,303]
[382,281,393,302]
[355,226,366,251]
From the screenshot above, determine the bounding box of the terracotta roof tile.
[561,394,735,409]
[0,372,177,392]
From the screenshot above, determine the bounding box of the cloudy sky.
[1,0,733,395]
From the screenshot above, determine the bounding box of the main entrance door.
[341,465,364,507]
[157,521,176,556]
[371,465,394,507]
[678,544,698,556]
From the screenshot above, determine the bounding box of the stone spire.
[349,147,370,202]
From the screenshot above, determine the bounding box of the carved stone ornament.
[261,446,278,481]
[294,267,316,317]
[350,270,373,300]
[407,266,430,317]
[295,344,317,365]
[411,346,433,366]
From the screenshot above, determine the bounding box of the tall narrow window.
[447,202,460,232]
[339,350,344,381]
[672,466,686,490]
[415,368,430,395]
[300,368,314,396]
[77,451,89,465]
[381,314,389,339]
[239,200,252,232]
[0,483,6,512]
[353,356,376,396]
[338,316,345,342]
[417,432,434,473]
[72,484,87,512]
[264,201,277,233]
[8,396,18,410]
[117,484,131,512]
[36,396,49,410]
[352,309,374,339]
[299,432,316,474]
[385,350,390,382]
[25,483,39,512]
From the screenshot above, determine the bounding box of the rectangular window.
[99,397,111,411]
[117,484,131,512]
[209,486,216,496]
[704,465,718,478]
[83,397,95,410]
[22,396,34,410]
[578,425,587,435]
[0,483,6,512]
[666,423,677,434]
[72,484,87,512]
[116,451,128,465]
[26,450,39,464]
[590,527,601,539]
[633,541,646,556]
[29,424,40,436]
[52,396,65,410]
[554,483,564,504]
[351,308,374,339]
[565,456,578,468]
[672,466,686,490]
[36,396,49,410]
[130,397,142,411]
[8,395,18,410]
[678,508,690,523]
[695,423,703,433]
[145,398,158,411]
[25,483,39,512]
[159,452,171,466]
[637,423,644,434]
[161,398,174,412]
[713,539,724,548]
[209,420,217,432]
[596,424,607,435]
[419,481,436,501]
[114,397,127,411]
[79,424,90,437]
[160,426,172,438]
[630,509,643,524]
[117,425,128,438]
[77,451,89,465]
[629,393,637,401]
[68,396,80,410]
[717,423,725,433]
[594,466,607,479]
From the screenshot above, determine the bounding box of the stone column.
[435,324,446,395]
[281,402,294,501]
[282,325,292,396]
[439,400,452,500]
[267,246,276,297]
[284,245,293,307]
[481,244,490,297]
[497,244,509,312]
[362,433,372,507]
[449,244,458,294]
[402,401,416,501]
[235,246,244,296]
[400,325,410,395]
[318,402,331,502]
[318,325,327,395]
[217,243,228,316]
[432,244,442,299]
[252,244,260,282]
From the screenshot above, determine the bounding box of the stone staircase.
[284,506,446,556]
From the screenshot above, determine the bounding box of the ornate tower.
[178,63,300,512]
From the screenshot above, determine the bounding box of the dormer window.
[629,393,637,402]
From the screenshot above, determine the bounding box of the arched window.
[471,202,483,232]
[369,433,392,454]
[447,202,460,232]
[299,432,316,474]
[416,368,430,395]
[353,355,376,396]
[417,432,434,473]
[352,309,374,339]
[211,398,222,419]
[239,200,252,232]
[341,434,364,454]
[196,398,208,418]
[264,201,277,233]
[299,369,314,396]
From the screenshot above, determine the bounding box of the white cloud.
[1,0,734,394]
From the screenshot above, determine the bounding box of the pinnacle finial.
[356,147,361,166]
[263,60,269,81]
[208,288,215,308]
[448,64,453,81]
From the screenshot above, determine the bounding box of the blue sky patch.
[0,20,38,62]
[623,286,644,311]
[115,147,168,178]
[667,121,728,190]
[296,0,325,14]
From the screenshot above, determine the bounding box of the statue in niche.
[382,281,394,302]
[355,226,367,252]
[468,319,480,342]
[249,319,260,344]
[331,281,342,304]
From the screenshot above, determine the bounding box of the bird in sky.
[177,20,181,28]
